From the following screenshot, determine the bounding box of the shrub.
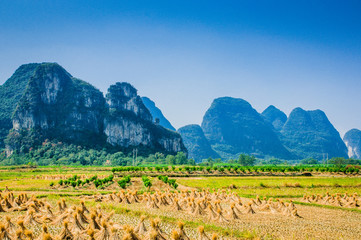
[76,179,82,186]
[94,179,101,188]
[168,179,178,189]
[142,175,152,190]
[158,175,177,189]
[123,175,131,183]
[158,175,169,184]
[117,180,127,189]
[117,175,131,189]
[90,175,97,181]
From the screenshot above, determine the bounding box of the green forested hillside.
[0,63,40,147]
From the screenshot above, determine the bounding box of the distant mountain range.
[280,107,348,160]
[0,63,359,162]
[200,97,292,160]
[0,63,186,156]
[176,98,352,162]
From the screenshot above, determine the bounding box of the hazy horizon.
[1,1,360,136]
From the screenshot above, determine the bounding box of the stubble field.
[0,166,360,239]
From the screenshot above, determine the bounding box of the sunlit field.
[0,166,360,239]
[177,176,361,198]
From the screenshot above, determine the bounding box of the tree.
[166,155,176,165]
[268,158,283,165]
[238,154,256,166]
[175,152,187,165]
[329,157,347,167]
[187,158,196,166]
[300,158,318,165]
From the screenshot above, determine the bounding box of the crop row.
[57,174,114,188]
[111,165,360,174]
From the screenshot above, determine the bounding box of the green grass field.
[177,176,361,198]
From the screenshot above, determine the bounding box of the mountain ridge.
[0,63,353,162]
[262,105,287,131]
[3,63,186,156]
[280,107,348,160]
[201,97,292,160]
[0,63,41,147]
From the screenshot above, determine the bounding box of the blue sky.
[0,0,360,135]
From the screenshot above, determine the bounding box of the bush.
[117,175,131,189]
[158,175,168,184]
[117,180,127,189]
[90,175,97,181]
[123,175,131,183]
[76,179,82,186]
[142,175,152,190]
[158,175,177,189]
[49,182,54,187]
[94,179,101,188]
[168,179,178,189]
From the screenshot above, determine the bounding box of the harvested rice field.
[0,167,360,239]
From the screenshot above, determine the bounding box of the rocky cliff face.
[0,63,40,147]
[281,108,348,160]
[262,105,287,131]
[201,97,292,159]
[8,63,107,151]
[106,83,152,122]
[343,129,361,159]
[104,83,186,153]
[178,124,220,162]
[141,97,176,131]
[5,63,186,155]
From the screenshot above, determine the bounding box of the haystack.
[134,215,147,235]
[198,226,210,240]
[0,223,13,240]
[57,221,74,240]
[176,221,190,240]
[95,221,111,240]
